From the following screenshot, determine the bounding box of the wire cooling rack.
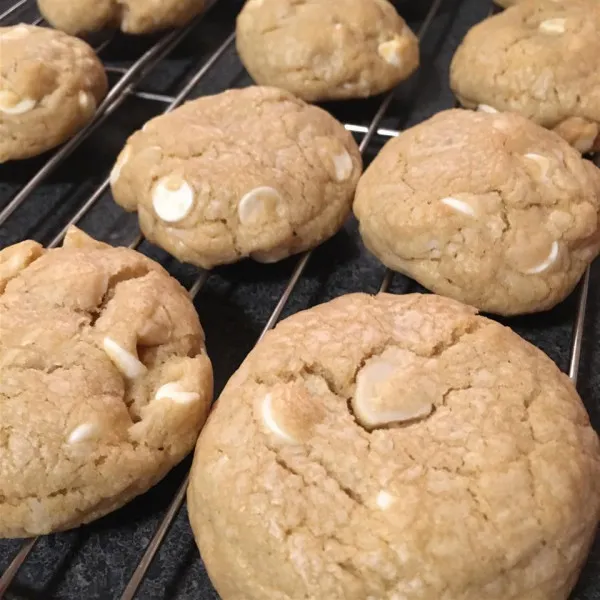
[0,0,599,598]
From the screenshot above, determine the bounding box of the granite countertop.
[0,0,599,598]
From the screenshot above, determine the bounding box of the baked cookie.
[0,227,213,538]
[354,109,600,316]
[0,24,107,163]
[236,0,419,102]
[450,0,600,153]
[188,292,600,600]
[37,0,205,36]
[110,86,362,268]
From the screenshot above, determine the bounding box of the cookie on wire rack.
[0,227,213,537]
[110,86,362,269]
[188,292,600,600]
[236,0,419,102]
[450,0,600,153]
[37,0,205,35]
[354,108,600,316]
[0,24,107,162]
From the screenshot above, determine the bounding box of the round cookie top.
[188,292,600,600]
[236,0,419,102]
[0,227,213,537]
[111,86,362,268]
[450,0,600,153]
[353,109,600,316]
[37,0,205,35]
[0,24,107,163]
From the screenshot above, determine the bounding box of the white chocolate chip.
[525,241,559,274]
[110,146,131,186]
[539,18,566,34]
[477,104,498,114]
[378,38,404,67]
[0,25,30,40]
[332,149,353,182]
[523,152,552,179]
[238,186,283,225]
[376,490,395,510]
[102,336,147,379]
[68,423,99,444]
[261,393,295,443]
[352,357,434,429]
[0,91,36,115]
[78,90,96,113]
[155,382,200,404]
[440,196,476,217]
[152,175,195,223]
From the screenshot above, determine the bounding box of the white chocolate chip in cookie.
[110,146,131,186]
[0,91,36,115]
[524,241,560,274]
[523,152,552,180]
[78,90,96,114]
[539,18,566,34]
[376,490,396,510]
[238,186,283,225]
[378,37,404,67]
[152,175,195,223]
[333,149,353,182]
[440,196,476,217]
[261,393,296,443]
[352,355,434,430]
[155,382,200,404]
[67,422,100,444]
[477,104,498,114]
[102,336,147,379]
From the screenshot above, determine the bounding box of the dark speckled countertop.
[0,0,599,598]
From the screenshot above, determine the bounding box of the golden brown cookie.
[188,292,600,600]
[110,86,362,268]
[450,0,600,153]
[353,109,600,316]
[0,227,213,538]
[236,0,419,102]
[0,24,107,163]
[37,0,205,35]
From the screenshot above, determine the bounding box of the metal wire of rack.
[0,0,597,598]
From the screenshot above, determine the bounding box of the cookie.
[236,0,419,102]
[353,109,600,316]
[450,0,600,153]
[110,86,362,268]
[188,292,600,600]
[37,0,205,36]
[0,227,213,537]
[0,24,107,163]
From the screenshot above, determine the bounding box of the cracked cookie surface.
[0,24,107,163]
[0,227,213,537]
[111,86,362,268]
[450,0,600,153]
[188,292,600,600]
[37,0,205,35]
[354,109,600,316]
[236,0,419,102]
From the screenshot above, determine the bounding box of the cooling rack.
[0,0,599,598]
